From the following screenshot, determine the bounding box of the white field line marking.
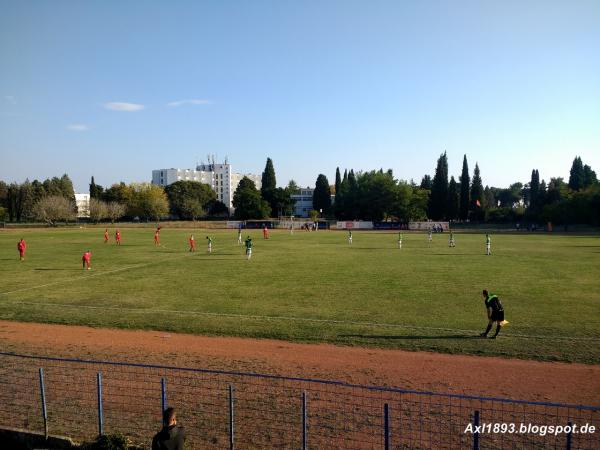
[6,301,600,342]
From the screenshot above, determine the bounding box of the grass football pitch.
[1,227,599,364]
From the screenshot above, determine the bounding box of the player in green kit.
[348,230,353,245]
[397,232,403,249]
[245,236,253,260]
[486,234,491,255]
[237,228,242,245]
[449,232,455,247]
[206,236,212,253]
[428,229,433,244]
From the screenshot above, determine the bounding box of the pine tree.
[568,156,584,191]
[470,163,484,220]
[459,155,470,220]
[428,152,449,220]
[334,168,341,199]
[260,158,277,216]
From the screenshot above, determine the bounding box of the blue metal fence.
[0,351,598,449]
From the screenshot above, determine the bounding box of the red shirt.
[18,241,26,252]
[82,252,91,262]
[116,232,121,240]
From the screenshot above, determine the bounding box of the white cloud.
[104,102,145,112]
[167,99,213,107]
[67,124,90,131]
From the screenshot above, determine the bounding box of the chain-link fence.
[0,352,597,449]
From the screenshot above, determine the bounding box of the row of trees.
[422,153,484,221]
[524,157,599,225]
[0,175,76,223]
[89,177,229,222]
[416,153,599,226]
[310,169,429,222]
[2,156,598,225]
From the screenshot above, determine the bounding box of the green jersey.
[206,237,212,244]
[245,238,252,249]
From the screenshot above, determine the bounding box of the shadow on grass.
[339,334,480,340]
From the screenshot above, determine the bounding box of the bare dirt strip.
[0,320,598,406]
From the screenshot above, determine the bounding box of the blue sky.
[1,0,599,192]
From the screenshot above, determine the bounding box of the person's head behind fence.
[163,407,176,427]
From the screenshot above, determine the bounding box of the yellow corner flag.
[500,320,509,326]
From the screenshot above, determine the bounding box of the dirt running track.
[0,320,598,406]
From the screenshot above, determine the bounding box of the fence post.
[302,391,308,450]
[566,421,572,450]
[161,378,167,413]
[97,372,104,436]
[229,385,235,450]
[473,410,480,450]
[384,403,390,450]
[38,368,48,439]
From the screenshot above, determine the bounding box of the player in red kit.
[115,229,121,245]
[154,230,160,246]
[82,250,92,270]
[17,238,26,261]
[189,235,196,252]
[263,226,269,239]
[104,229,109,243]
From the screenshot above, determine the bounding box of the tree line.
[0,175,77,224]
[1,155,598,225]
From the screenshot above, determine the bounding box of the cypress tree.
[313,174,332,214]
[568,156,584,191]
[347,170,358,219]
[583,164,597,188]
[470,163,484,220]
[428,152,449,220]
[420,175,432,190]
[529,169,540,210]
[90,176,104,199]
[260,157,277,216]
[459,155,470,220]
[447,176,460,220]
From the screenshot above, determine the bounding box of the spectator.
[152,407,186,450]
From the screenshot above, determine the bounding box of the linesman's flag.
[476,199,481,207]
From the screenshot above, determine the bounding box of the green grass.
[1,227,599,363]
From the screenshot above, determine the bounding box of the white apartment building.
[152,161,261,212]
[75,193,90,218]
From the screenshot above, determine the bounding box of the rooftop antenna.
[224,155,229,165]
